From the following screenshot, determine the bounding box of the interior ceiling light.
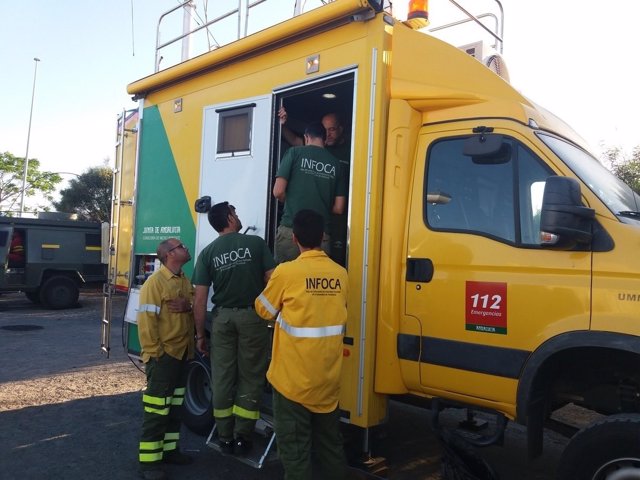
[322,93,337,99]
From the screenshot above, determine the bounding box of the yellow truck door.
[402,126,592,413]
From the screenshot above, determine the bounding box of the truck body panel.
[591,217,640,334]
[111,110,138,292]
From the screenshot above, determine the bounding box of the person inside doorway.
[278,106,351,265]
[273,121,347,263]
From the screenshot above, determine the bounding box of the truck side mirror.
[540,176,595,249]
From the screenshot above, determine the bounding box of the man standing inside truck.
[137,238,195,480]
[191,202,276,455]
[279,107,351,265]
[273,121,347,263]
[255,209,349,479]
[278,107,349,158]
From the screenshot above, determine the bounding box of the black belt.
[216,305,254,311]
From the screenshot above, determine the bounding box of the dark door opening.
[267,72,355,267]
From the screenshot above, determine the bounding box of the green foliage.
[602,146,640,194]
[0,151,62,216]
[53,167,113,222]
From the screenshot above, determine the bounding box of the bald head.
[321,113,344,147]
[157,239,175,264]
[156,237,191,269]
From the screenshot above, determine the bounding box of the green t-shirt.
[327,140,351,166]
[276,145,347,231]
[191,232,276,307]
[327,140,351,202]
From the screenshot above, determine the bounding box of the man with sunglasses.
[192,202,276,456]
[137,238,195,480]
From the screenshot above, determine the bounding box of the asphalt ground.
[0,290,566,479]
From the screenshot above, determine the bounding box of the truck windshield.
[537,133,640,221]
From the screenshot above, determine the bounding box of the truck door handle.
[406,258,434,283]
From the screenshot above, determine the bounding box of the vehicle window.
[537,132,640,217]
[86,233,101,248]
[517,146,554,244]
[425,137,552,246]
[216,105,253,156]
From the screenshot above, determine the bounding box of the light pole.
[19,57,41,217]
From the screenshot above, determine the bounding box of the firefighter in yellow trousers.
[255,209,349,479]
[137,238,195,480]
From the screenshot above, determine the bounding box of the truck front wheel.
[39,276,79,309]
[556,414,640,480]
[182,354,214,436]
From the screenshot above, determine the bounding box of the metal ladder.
[206,414,278,469]
[101,109,137,357]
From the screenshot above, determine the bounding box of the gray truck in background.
[0,215,108,309]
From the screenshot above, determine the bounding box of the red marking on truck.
[465,281,507,334]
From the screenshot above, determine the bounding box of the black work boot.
[234,437,253,456]
[219,438,234,455]
[139,465,167,480]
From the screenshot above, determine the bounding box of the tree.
[53,166,113,222]
[602,146,640,194]
[0,151,62,216]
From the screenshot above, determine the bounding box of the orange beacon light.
[406,0,429,28]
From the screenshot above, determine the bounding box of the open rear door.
[196,95,273,253]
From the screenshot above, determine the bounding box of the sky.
[1,1,639,208]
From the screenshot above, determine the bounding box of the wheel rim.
[52,285,73,303]
[593,458,640,480]
[184,361,212,416]
[43,279,77,308]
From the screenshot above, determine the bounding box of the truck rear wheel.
[556,413,640,480]
[39,276,79,309]
[182,354,214,436]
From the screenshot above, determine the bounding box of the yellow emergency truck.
[103,1,640,477]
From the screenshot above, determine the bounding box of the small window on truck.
[216,105,254,157]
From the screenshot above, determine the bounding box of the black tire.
[439,430,500,480]
[39,276,79,309]
[556,414,640,480]
[25,290,41,304]
[182,354,215,436]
